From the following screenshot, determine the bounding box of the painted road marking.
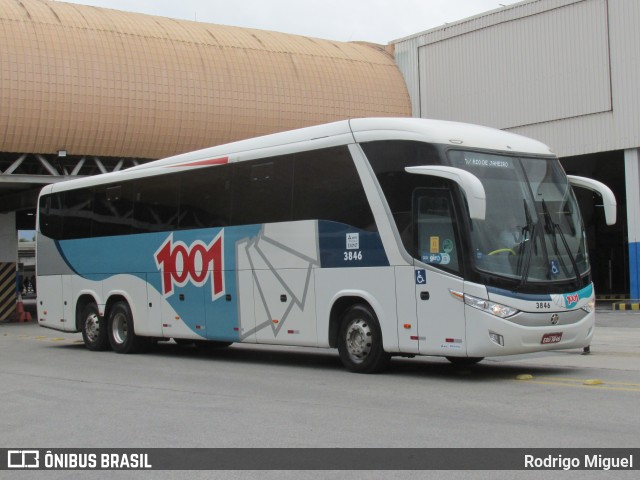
[515,375,640,392]
[2,332,77,343]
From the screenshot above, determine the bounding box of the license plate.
[541,332,563,344]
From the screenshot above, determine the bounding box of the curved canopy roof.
[0,0,410,159]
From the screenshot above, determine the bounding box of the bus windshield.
[448,150,589,285]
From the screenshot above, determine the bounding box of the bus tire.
[338,304,390,373]
[80,302,109,351]
[446,356,484,366]
[108,301,142,354]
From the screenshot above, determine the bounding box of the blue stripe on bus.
[54,221,389,338]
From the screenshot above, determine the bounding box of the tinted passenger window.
[178,165,232,229]
[61,189,93,239]
[92,184,134,237]
[133,176,179,233]
[292,147,376,231]
[38,194,63,239]
[232,159,293,225]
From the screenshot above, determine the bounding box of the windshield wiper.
[517,199,536,290]
[541,199,582,288]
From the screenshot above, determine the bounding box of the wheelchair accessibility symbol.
[415,269,426,285]
[550,259,560,276]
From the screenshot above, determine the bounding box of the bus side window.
[92,184,134,237]
[292,146,376,231]
[413,188,460,274]
[232,159,293,226]
[38,194,64,240]
[178,164,232,229]
[133,175,179,233]
[61,188,94,240]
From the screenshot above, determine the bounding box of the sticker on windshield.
[549,259,560,276]
[442,238,454,253]
[462,154,513,169]
[430,236,439,253]
[422,253,450,265]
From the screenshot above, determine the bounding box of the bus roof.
[132,117,554,171]
[42,117,554,194]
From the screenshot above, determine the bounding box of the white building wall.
[393,0,640,158]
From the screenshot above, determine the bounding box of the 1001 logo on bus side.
[154,231,225,301]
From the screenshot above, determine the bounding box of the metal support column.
[625,148,640,299]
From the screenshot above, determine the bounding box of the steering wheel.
[488,248,516,256]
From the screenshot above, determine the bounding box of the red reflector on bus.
[172,156,229,168]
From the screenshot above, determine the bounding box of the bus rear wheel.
[80,302,109,351]
[338,304,390,373]
[108,301,143,354]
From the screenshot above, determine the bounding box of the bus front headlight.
[581,298,596,313]
[463,294,519,319]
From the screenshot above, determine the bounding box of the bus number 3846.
[344,251,363,261]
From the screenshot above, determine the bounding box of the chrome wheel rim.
[85,313,100,343]
[345,318,372,363]
[112,312,129,345]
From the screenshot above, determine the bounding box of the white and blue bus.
[36,118,616,373]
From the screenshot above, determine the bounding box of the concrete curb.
[612,302,640,311]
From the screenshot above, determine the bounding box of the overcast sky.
[59,0,522,44]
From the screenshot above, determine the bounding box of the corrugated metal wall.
[393,0,640,157]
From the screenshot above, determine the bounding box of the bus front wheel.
[80,302,109,351]
[338,304,390,373]
[108,301,143,354]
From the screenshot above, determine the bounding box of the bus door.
[411,188,467,356]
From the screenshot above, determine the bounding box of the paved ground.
[2,302,638,480]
